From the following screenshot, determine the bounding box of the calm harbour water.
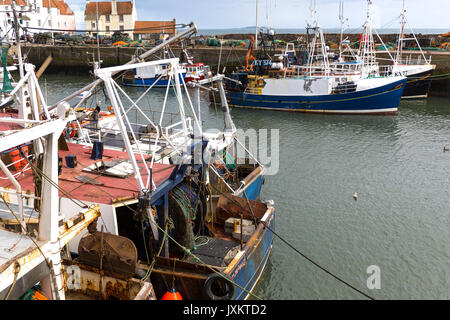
[41,74,449,300]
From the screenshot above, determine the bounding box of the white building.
[0,0,76,41]
[84,0,137,38]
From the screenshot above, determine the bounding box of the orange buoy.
[161,288,183,300]
[9,148,24,171]
[69,122,77,139]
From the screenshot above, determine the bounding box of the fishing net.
[1,43,13,93]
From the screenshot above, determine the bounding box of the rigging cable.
[69,168,263,300]
[22,24,189,35]
[207,182,376,300]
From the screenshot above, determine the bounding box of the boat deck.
[186,237,240,267]
[0,228,34,272]
[0,142,176,204]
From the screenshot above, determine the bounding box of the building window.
[92,22,96,29]
[64,22,67,27]
[37,7,40,14]
[119,15,124,22]
[106,26,110,32]
[38,20,41,27]
[106,15,110,22]
[119,25,124,31]
[49,21,52,27]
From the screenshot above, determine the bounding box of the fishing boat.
[335,0,436,99]
[223,1,407,115]
[382,0,436,99]
[0,107,103,300]
[122,61,187,87]
[0,64,153,301]
[122,45,212,87]
[1,10,275,300]
[317,0,435,99]
[61,59,274,300]
[225,74,406,114]
[1,40,274,301]
[0,10,158,298]
[182,45,213,83]
[184,62,213,82]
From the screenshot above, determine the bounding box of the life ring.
[204,273,235,300]
[257,77,265,87]
[66,122,78,139]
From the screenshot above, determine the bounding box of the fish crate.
[224,217,255,242]
[232,224,256,243]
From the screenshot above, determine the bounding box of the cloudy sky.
[69,0,450,30]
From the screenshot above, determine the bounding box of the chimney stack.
[112,0,117,15]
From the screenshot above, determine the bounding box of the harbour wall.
[18,44,450,97]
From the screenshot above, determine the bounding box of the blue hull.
[236,175,264,202]
[227,78,407,114]
[123,73,186,87]
[226,206,275,300]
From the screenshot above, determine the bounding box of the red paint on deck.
[0,112,22,132]
[0,142,175,204]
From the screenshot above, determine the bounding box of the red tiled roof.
[0,0,73,15]
[134,21,176,35]
[54,0,74,15]
[85,1,133,16]
[42,0,58,8]
[0,0,28,6]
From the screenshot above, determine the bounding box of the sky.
[68,0,450,30]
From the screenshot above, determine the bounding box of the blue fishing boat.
[225,74,407,114]
[222,0,407,114]
[58,60,274,300]
[122,62,187,87]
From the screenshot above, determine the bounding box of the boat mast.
[11,1,24,79]
[10,1,28,123]
[395,0,406,65]
[306,0,329,76]
[255,0,258,50]
[338,0,347,62]
[395,0,429,65]
[359,0,377,77]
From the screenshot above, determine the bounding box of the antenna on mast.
[338,0,348,62]
[255,0,258,50]
[307,0,318,29]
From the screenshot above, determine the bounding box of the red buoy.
[161,288,183,300]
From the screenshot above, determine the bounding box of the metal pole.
[49,23,198,112]
[255,0,258,50]
[164,193,169,257]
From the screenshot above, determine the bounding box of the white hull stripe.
[230,105,398,114]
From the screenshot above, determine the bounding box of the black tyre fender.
[204,273,235,300]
